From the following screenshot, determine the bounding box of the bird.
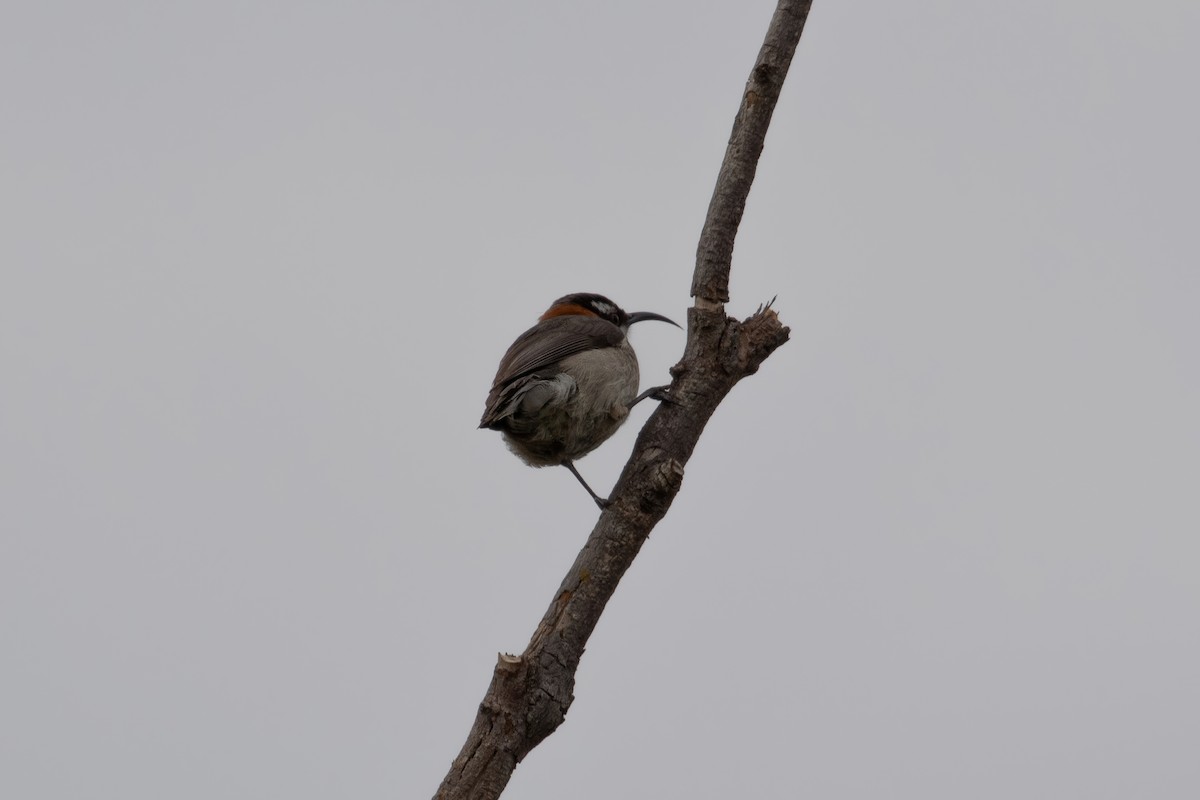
[480,292,680,509]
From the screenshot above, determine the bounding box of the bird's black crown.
[547,293,627,327]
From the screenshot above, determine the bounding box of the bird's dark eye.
[587,301,621,325]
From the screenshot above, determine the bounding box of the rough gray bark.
[434,2,812,798]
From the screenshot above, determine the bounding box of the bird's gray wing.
[492,316,623,386]
[480,316,623,427]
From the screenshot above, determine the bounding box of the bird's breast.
[557,341,640,415]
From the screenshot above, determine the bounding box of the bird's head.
[539,292,679,331]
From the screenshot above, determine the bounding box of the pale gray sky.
[3,2,1198,798]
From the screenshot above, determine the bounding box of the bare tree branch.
[694,0,812,305]
[435,3,812,797]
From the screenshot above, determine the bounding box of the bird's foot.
[631,384,675,407]
[564,460,613,512]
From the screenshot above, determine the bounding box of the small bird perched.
[480,292,679,509]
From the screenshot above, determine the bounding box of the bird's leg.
[630,384,675,407]
[563,460,611,510]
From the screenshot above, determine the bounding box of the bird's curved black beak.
[626,311,681,328]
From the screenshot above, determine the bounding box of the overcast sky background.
[3,1,1198,798]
